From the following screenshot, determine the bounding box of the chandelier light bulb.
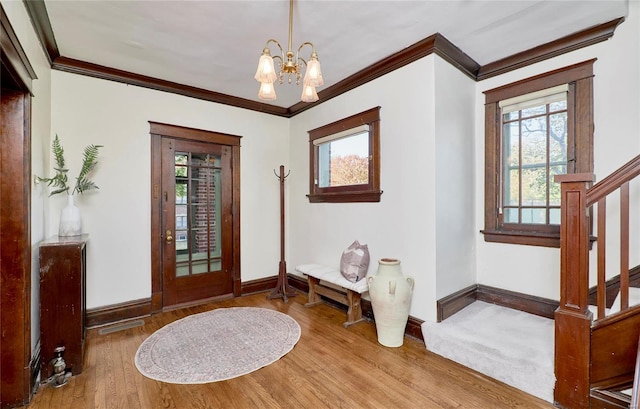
[303,55,323,87]
[301,83,318,102]
[254,52,277,83]
[258,81,277,100]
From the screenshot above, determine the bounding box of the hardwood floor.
[25,292,554,408]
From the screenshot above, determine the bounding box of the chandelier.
[254,0,324,102]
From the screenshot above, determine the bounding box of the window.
[482,60,594,247]
[501,85,568,226]
[307,107,382,203]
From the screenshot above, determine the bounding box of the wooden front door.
[162,138,232,306]
[150,122,241,311]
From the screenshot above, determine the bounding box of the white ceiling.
[43,0,628,108]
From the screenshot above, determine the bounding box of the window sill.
[481,229,560,248]
[307,190,383,203]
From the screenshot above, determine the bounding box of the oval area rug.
[135,307,301,384]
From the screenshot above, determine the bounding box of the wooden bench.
[295,264,368,328]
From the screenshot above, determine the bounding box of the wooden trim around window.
[306,191,383,204]
[482,60,594,247]
[481,230,560,248]
[484,59,596,104]
[307,107,382,203]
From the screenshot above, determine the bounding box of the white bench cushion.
[295,264,369,294]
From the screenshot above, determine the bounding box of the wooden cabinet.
[39,235,88,378]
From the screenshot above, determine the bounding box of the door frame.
[1,5,37,407]
[161,138,232,306]
[150,122,241,312]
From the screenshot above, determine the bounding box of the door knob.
[166,230,173,243]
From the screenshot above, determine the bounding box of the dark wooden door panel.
[1,88,32,407]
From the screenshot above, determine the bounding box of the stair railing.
[555,153,640,409]
[586,154,640,320]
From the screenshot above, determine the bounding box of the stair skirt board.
[421,301,555,403]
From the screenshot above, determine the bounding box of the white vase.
[367,258,414,347]
[59,194,82,237]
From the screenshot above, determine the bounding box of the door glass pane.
[175,151,222,277]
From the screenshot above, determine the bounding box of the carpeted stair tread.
[421,301,554,402]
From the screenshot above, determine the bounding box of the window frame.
[482,60,595,247]
[307,106,382,203]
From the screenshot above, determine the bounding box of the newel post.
[553,173,595,409]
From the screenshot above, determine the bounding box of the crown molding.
[1,3,37,93]
[22,0,625,117]
[477,17,624,81]
[22,0,59,65]
[51,56,289,116]
[288,33,480,116]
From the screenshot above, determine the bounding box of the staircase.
[423,154,640,408]
[554,153,640,408]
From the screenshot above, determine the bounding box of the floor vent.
[98,319,145,335]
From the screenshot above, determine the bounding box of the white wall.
[474,2,640,300]
[434,57,477,298]
[288,57,441,321]
[1,0,52,351]
[287,54,476,322]
[50,72,289,309]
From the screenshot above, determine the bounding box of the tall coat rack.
[268,165,297,302]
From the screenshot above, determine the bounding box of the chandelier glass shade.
[254,0,323,102]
